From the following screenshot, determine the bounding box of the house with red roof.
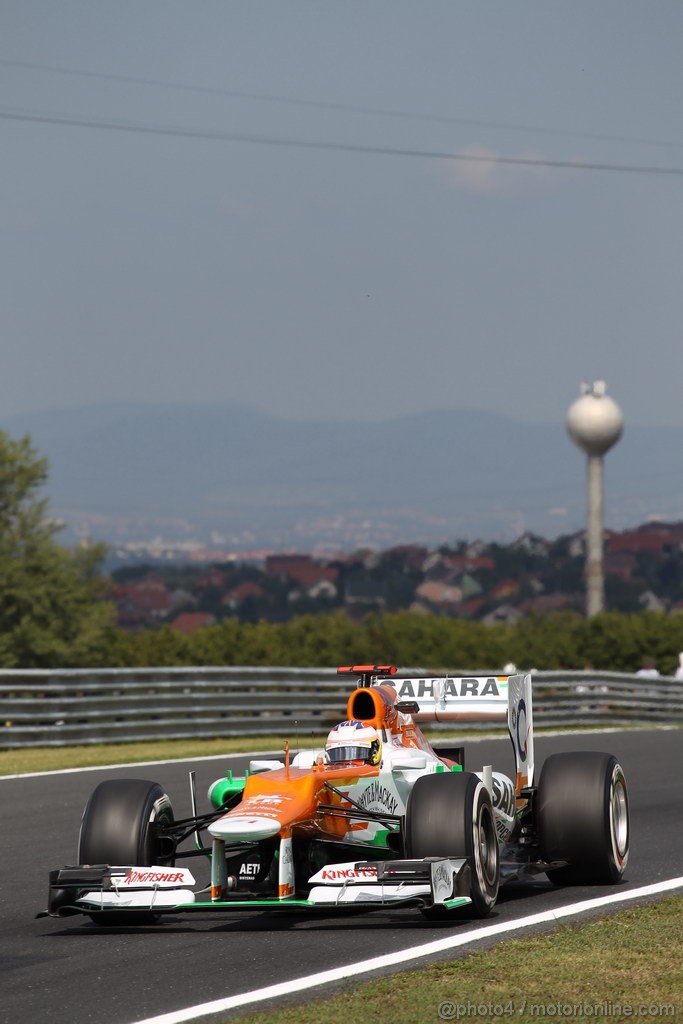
[221,581,265,610]
[170,611,215,634]
[114,579,171,630]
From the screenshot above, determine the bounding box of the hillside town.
[110,520,683,633]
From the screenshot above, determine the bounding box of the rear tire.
[536,752,629,885]
[405,771,499,917]
[78,778,174,924]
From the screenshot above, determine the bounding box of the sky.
[2,1,683,430]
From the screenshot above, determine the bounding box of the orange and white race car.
[46,665,629,923]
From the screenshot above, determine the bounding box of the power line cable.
[1,105,683,177]
[1,56,681,151]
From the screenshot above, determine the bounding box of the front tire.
[536,752,629,885]
[405,771,499,917]
[78,778,174,924]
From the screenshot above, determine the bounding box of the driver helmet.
[326,720,382,765]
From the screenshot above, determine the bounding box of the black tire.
[404,771,499,917]
[78,778,174,924]
[536,752,629,885]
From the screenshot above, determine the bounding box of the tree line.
[92,609,683,675]
[2,427,683,674]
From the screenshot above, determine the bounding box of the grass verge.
[0,730,509,776]
[0,735,294,775]
[230,895,683,1024]
[0,725,670,776]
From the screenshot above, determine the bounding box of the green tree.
[0,430,115,667]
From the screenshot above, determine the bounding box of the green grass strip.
[0,735,291,775]
[0,724,671,776]
[0,730,494,776]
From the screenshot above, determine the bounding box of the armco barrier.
[0,667,681,749]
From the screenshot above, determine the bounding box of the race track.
[1,729,681,1024]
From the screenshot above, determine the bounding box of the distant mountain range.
[4,402,683,550]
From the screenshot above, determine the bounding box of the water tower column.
[566,381,624,617]
[586,452,605,617]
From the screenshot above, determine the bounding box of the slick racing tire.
[404,771,499,918]
[536,752,629,885]
[78,778,175,925]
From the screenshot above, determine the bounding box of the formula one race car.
[46,666,630,923]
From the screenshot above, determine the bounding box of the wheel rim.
[475,804,498,888]
[147,795,174,864]
[610,771,629,863]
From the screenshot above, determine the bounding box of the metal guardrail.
[0,667,681,749]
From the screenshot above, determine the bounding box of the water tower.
[566,381,624,616]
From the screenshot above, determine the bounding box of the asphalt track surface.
[2,729,682,1024]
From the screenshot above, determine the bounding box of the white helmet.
[326,720,382,765]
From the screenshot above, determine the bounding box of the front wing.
[45,858,472,918]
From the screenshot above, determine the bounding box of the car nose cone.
[208,814,282,841]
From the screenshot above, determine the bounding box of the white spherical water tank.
[566,380,624,456]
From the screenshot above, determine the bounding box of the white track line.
[131,876,683,1024]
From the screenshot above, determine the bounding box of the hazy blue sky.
[3,2,683,428]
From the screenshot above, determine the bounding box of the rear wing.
[394,673,534,791]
